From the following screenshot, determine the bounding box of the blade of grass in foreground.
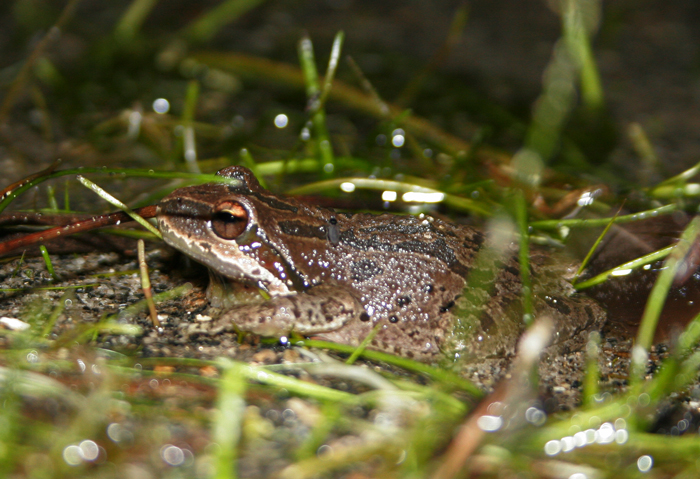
[279,438,403,479]
[42,291,72,337]
[630,216,700,387]
[0,284,98,293]
[345,322,383,365]
[294,402,341,460]
[645,281,700,403]
[512,189,533,324]
[212,359,247,479]
[581,331,601,408]
[298,339,482,397]
[116,357,357,403]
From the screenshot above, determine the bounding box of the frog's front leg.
[211,284,364,337]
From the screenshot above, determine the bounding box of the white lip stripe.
[158,216,290,296]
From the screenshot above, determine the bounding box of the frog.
[156,166,606,362]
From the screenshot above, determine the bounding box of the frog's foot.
[544,294,607,356]
[212,284,364,338]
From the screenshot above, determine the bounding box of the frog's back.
[312,213,605,362]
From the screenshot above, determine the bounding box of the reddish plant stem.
[0,205,158,256]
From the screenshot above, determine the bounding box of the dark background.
[1,0,699,184]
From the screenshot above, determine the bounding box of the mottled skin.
[156,166,605,362]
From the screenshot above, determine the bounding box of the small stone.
[282,349,300,363]
[0,316,30,331]
[252,349,277,364]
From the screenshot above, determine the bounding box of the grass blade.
[631,217,700,385]
[212,359,247,479]
[561,0,604,110]
[181,80,201,173]
[513,189,533,323]
[317,31,345,109]
[530,204,677,230]
[298,35,335,172]
[76,175,162,239]
[39,246,57,281]
[0,167,235,214]
[571,206,622,285]
[574,245,674,290]
[137,239,160,328]
[183,0,266,44]
[114,0,160,43]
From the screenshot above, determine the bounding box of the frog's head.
[156,167,294,295]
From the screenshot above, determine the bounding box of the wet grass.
[1,0,700,478]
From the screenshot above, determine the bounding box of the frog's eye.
[211,201,249,240]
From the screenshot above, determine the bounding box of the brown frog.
[156,166,606,362]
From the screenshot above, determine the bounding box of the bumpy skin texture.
[157,166,606,362]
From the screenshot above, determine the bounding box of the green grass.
[0,0,699,478]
